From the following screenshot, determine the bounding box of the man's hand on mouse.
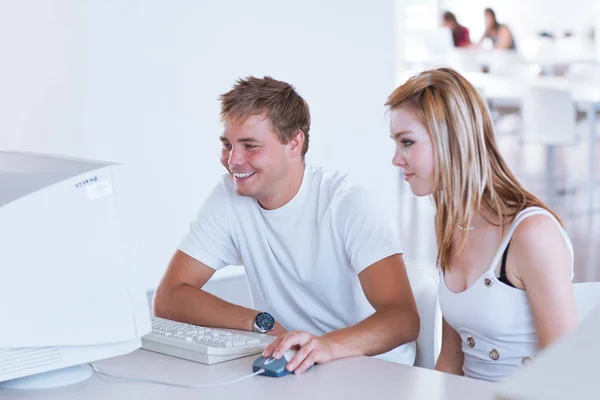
[262,331,336,374]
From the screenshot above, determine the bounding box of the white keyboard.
[141,317,274,365]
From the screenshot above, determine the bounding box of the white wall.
[1,1,398,290]
[596,1,600,60]
[0,1,84,156]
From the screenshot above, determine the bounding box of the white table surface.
[0,349,498,400]
[462,72,600,106]
[398,70,600,106]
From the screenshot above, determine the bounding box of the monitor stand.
[0,364,93,390]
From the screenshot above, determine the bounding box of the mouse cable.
[89,364,265,388]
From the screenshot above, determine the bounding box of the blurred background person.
[480,7,517,50]
[442,11,472,48]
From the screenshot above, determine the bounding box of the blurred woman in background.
[442,11,472,48]
[480,8,516,50]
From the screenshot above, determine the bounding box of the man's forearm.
[153,283,258,331]
[322,304,419,360]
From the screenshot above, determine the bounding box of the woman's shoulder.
[513,212,562,240]
[511,207,563,238]
[498,24,513,35]
[510,209,572,273]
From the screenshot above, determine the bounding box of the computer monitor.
[0,151,151,390]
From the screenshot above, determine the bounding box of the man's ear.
[287,129,305,159]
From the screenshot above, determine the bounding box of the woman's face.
[484,12,494,29]
[389,107,435,197]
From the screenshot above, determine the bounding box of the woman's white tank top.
[439,207,574,382]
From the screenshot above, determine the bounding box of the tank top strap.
[487,207,568,276]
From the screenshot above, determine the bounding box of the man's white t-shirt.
[179,164,416,364]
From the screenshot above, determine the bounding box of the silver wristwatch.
[252,312,275,334]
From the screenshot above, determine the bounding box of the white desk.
[0,349,497,399]
[462,72,600,108]
[398,70,600,108]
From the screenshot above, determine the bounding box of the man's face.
[220,114,294,205]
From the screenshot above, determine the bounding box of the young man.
[153,76,419,373]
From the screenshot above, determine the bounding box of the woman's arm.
[494,26,513,49]
[477,30,489,46]
[435,317,464,375]
[511,215,578,348]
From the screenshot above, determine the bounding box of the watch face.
[256,312,275,331]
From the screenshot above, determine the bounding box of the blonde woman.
[385,68,577,382]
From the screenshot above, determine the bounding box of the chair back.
[406,266,441,369]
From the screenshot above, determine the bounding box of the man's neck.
[258,163,305,211]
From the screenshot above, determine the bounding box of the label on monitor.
[86,180,113,200]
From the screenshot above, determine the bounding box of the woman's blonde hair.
[385,67,560,270]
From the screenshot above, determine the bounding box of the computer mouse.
[252,349,305,377]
